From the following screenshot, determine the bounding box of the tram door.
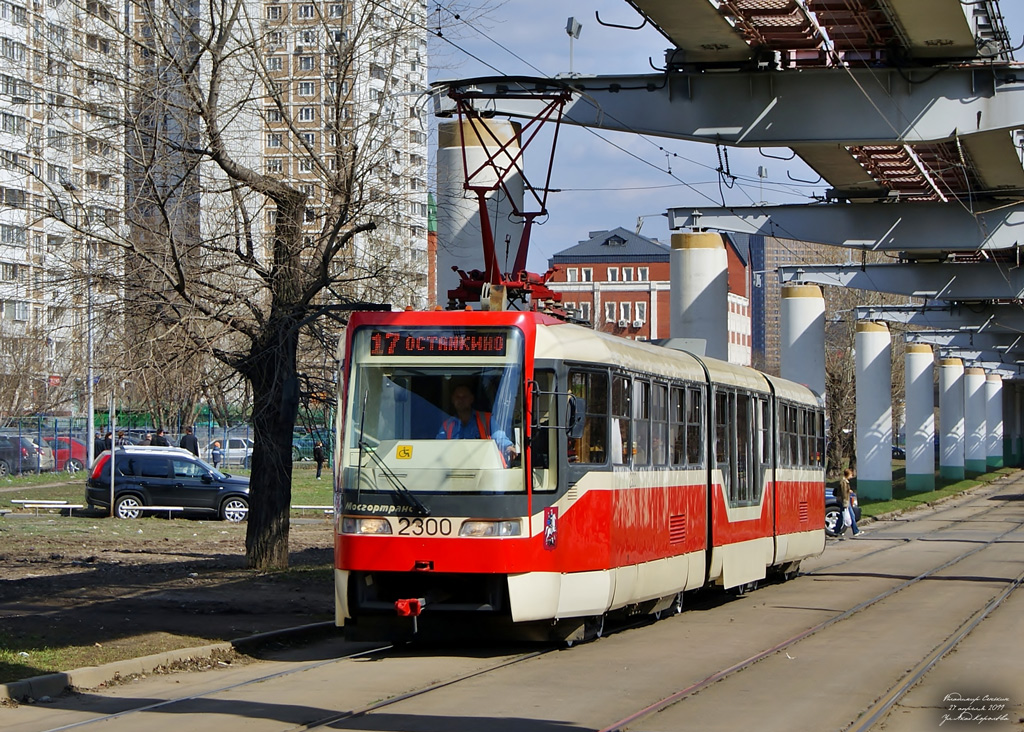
[714,388,767,508]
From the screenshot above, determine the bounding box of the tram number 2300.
[398,517,453,536]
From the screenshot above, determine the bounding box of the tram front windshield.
[344,326,525,494]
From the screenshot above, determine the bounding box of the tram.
[333,308,825,643]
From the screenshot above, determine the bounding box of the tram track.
[598,485,1024,732]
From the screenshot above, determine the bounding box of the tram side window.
[783,404,799,467]
[759,398,771,467]
[801,409,813,467]
[568,369,608,465]
[652,382,668,466]
[670,386,686,466]
[814,410,825,467]
[686,386,703,465]
[714,390,732,495]
[531,369,557,490]
[633,379,651,465]
[734,392,754,504]
[611,375,631,465]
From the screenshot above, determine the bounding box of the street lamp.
[566,17,582,76]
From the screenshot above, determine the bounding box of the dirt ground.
[0,508,336,684]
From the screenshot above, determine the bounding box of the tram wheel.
[731,580,759,596]
[654,592,684,620]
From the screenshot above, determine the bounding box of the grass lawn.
[834,463,1018,519]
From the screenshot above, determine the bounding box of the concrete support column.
[780,284,825,399]
[963,367,987,475]
[670,232,727,360]
[938,358,965,481]
[986,374,1004,470]
[855,321,892,500]
[904,344,935,492]
[436,119,523,306]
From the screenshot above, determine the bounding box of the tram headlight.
[459,519,521,537]
[341,517,393,535]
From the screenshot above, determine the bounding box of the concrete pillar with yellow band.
[938,358,965,481]
[855,321,892,500]
[780,283,824,399]
[905,343,935,492]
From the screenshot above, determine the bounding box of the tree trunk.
[243,316,301,570]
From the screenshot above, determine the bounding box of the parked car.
[892,445,906,459]
[0,434,56,472]
[86,446,250,522]
[204,437,254,468]
[0,436,19,477]
[825,485,861,537]
[44,436,90,472]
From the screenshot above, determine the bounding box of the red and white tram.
[333,308,825,643]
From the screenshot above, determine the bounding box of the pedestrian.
[313,440,325,479]
[140,433,152,446]
[116,430,130,446]
[150,428,170,447]
[179,426,199,456]
[211,441,223,468]
[835,467,862,539]
[103,431,113,450]
[93,431,105,457]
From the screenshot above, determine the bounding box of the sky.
[427,1,1024,272]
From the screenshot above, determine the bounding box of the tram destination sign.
[368,329,508,357]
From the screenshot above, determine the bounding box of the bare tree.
[32,0,429,568]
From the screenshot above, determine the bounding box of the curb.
[0,621,335,703]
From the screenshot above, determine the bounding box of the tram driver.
[437,384,518,465]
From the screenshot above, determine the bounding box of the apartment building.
[260,0,430,308]
[0,0,124,412]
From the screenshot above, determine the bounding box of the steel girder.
[779,262,1024,299]
[855,303,1024,333]
[433,69,1024,148]
[671,203,1024,252]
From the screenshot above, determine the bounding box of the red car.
[44,436,89,473]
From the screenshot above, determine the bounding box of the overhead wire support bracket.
[443,83,575,311]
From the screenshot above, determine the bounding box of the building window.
[298,106,316,122]
[266,158,283,173]
[604,302,616,323]
[299,29,317,45]
[620,302,631,322]
[266,132,282,147]
[638,266,649,281]
[566,268,578,282]
[266,5,281,20]
[298,55,315,71]
[301,132,316,146]
[579,302,591,321]
[582,268,593,282]
[265,106,282,122]
[298,81,316,96]
[636,301,647,322]
[622,267,633,282]
[328,3,345,17]
[298,4,315,18]
[607,267,619,282]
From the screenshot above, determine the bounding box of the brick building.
[548,228,751,365]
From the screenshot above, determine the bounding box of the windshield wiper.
[354,390,429,517]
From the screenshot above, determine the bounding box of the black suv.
[86,446,249,522]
